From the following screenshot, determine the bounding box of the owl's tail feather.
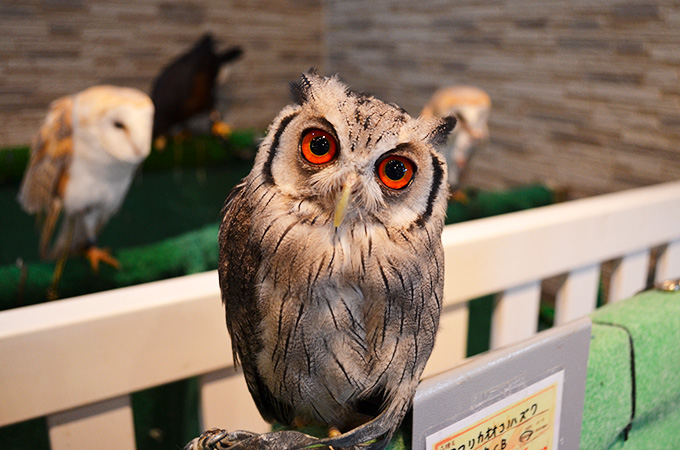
[302,418,393,450]
[301,401,407,450]
[306,379,420,450]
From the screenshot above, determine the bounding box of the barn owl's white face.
[76,86,154,164]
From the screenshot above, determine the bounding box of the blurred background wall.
[325,1,680,199]
[0,0,325,147]
[2,0,679,199]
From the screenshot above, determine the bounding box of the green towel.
[581,289,680,449]
[0,224,220,308]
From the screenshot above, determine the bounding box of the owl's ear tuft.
[426,115,457,147]
[289,79,309,105]
[289,69,320,105]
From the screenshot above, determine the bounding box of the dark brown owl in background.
[150,33,243,148]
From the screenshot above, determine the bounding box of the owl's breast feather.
[63,154,137,213]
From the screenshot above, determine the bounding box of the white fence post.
[554,264,600,325]
[655,239,680,282]
[423,303,469,378]
[609,249,650,302]
[47,396,136,450]
[199,368,270,433]
[490,280,541,349]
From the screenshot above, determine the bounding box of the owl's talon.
[154,135,168,151]
[173,130,191,145]
[85,246,120,273]
[186,429,299,450]
[450,189,468,203]
[206,430,230,446]
[211,121,232,139]
[184,428,230,450]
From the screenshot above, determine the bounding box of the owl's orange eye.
[301,128,337,165]
[377,155,415,190]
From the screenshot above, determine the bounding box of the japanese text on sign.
[426,371,564,450]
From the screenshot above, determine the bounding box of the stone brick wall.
[0,0,324,148]
[3,1,679,198]
[325,1,680,198]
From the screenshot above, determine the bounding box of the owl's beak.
[334,179,354,228]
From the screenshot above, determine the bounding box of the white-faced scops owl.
[218,72,455,449]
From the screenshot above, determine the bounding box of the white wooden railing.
[1,180,680,449]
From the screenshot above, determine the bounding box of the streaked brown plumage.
[216,72,455,449]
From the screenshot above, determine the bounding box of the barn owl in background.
[199,71,455,450]
[421,85,491,193]
[18,85,154,274]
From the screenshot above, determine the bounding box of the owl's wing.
[218,180,294,425]
[18,96,74,257]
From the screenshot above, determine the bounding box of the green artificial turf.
[582,289,680,449]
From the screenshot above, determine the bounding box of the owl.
[151,33,243,148]
[18,85,154,272]
[218,72,455,449]
[421,85,491,192]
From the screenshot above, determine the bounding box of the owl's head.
[254,71,456,232]
[75,85,154,164]
[422,85,491,143]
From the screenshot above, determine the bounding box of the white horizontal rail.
[0,271,230,427]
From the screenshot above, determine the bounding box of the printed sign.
[425,370,564,450]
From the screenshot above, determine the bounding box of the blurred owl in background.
[215,72,455,449]
[421,86,491,193]
[18,85,154,272]
[151,33,243,148]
